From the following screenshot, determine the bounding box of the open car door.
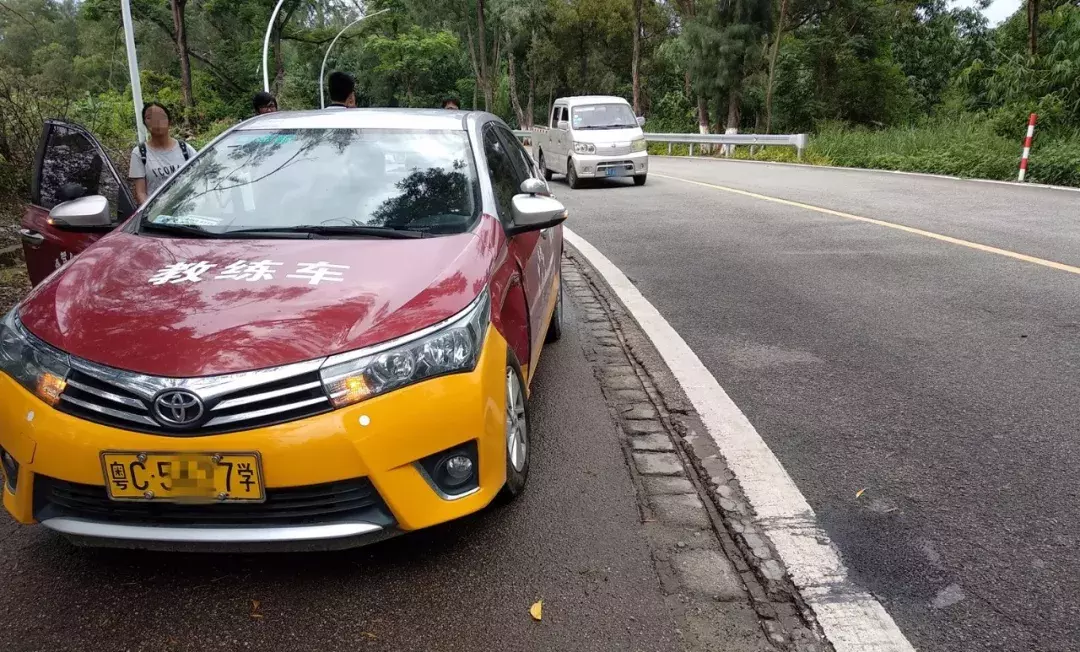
[20,120,136,286]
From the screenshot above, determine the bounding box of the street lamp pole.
[262,0,289,93]
[319,9,389,108]
[120,0,146,143]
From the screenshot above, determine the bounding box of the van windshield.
[138,128,479,237]
[571,104,637,130]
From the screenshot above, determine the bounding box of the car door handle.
[19,229,44,248]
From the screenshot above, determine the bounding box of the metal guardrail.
[512,130,809,159]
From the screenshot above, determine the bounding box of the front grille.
[597,144,634,156]
[58,364,333,436]
[596,160,635,171]
[34,475,394,527]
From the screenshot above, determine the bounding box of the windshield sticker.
[232,133,297,146]
[149,260,350,286]
[153,214,223,227]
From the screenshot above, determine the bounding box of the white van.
[532,95,648,188]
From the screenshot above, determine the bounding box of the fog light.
[444,455,473,485]
[1,447,18,492]
[417,440,479,499]
[584,167,593,174]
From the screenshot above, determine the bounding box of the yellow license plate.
[100,452,265,502]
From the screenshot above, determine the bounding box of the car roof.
[237,108,477,131]
[560,96,630,107]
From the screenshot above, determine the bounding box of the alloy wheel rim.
[505,368,527,473]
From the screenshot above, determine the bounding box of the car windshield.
[139,128,479,237]
[571,103,637,130]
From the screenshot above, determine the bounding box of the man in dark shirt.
[327,72,356,109]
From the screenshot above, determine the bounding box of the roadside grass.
[650,119,1080,186]
[0,262,28,313]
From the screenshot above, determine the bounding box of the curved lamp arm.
[319,9,389,108]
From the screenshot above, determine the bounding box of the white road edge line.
[564,227,917,652]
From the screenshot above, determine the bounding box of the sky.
[957,0,1024,25]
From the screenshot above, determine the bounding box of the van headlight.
[320,290,490,407]
[573,142,596,154]
[632,138,647,152]
[0,310,70,406]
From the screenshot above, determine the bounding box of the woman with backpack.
[128,102,196,204]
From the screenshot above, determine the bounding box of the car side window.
[33,122,134,221]
[482,126,520,223]
[495,127,536,184]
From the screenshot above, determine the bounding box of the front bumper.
[571,150,648,178]
[0,329,509,550]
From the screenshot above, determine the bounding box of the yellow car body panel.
[0,329,510,533]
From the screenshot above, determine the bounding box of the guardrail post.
[667,143,672,156]
[689,143,694,157]
[794,134,808,161]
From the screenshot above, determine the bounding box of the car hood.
[19,221,498,377]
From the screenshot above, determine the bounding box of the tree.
[170,0,193,108]
[632,0,643,114]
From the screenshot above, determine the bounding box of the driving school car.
[1,108,567,550]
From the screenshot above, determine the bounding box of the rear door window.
[33,121,134,221]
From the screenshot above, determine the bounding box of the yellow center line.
[653,173,1080,276]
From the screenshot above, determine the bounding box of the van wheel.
[633,174,647,186]
[567,160,582,189]
[497,350,530,504]
[539,151,553,181]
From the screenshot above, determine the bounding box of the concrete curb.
[654,154,1080,193]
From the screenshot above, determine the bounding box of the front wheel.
[497,352,530,503]
[567,159,582,189]
[633,174,647,186]
[545,275,563,343]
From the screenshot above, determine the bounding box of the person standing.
[253,91,278,115]
[326,71,356,108]
[128,102,196,204]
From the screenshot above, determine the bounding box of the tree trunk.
[726,90,739,130]
[764,0,787,134]
[696,95,709,134]
[477,0,492,111]
[526,75,535,129]
[632,0,643,115]
[506,32,526,127]
[1027,0,1039,56]
[170,0,194,109]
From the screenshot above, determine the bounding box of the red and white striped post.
[1018,113,1037,182]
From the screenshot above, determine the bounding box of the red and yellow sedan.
[0,108,566,550]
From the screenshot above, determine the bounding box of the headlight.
[573,142,596,155]
[632,138,647,152]
[319,290,490,408]
[0,310,70,406]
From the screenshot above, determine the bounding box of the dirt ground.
[0,263,29,314]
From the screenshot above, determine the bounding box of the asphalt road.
[0,296,682,652]
[555,158,1080,652]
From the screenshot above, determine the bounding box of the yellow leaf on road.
[855,488,866,499]
[530,600,543,621]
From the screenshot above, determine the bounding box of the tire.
[539,150,553,181]
[545,273,563,343]
[567,159,582,189]
[633,174,647,186]
[497,350,531,503]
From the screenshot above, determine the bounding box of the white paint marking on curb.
[564,227,917,652]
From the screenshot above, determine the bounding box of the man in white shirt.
[326,71,356,109]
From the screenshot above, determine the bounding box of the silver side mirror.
[636,116,646,127]
[48,195,111,229]
[520,178,548,196]
[557,120,569,131]
[507,194,567,236]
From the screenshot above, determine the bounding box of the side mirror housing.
[519,178,549,196]
[507,193,567,236]
[636,116,646,127]
[557,120,569,131]
[48,194,112,229]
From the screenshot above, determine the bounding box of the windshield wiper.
[140,221,223,238]
[227,225,430,239]
[577,124,632,130]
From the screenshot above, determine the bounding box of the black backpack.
[139,140,191,168]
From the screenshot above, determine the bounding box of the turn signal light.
[36,372,66,405]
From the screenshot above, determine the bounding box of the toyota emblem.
[153,390,205,427]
